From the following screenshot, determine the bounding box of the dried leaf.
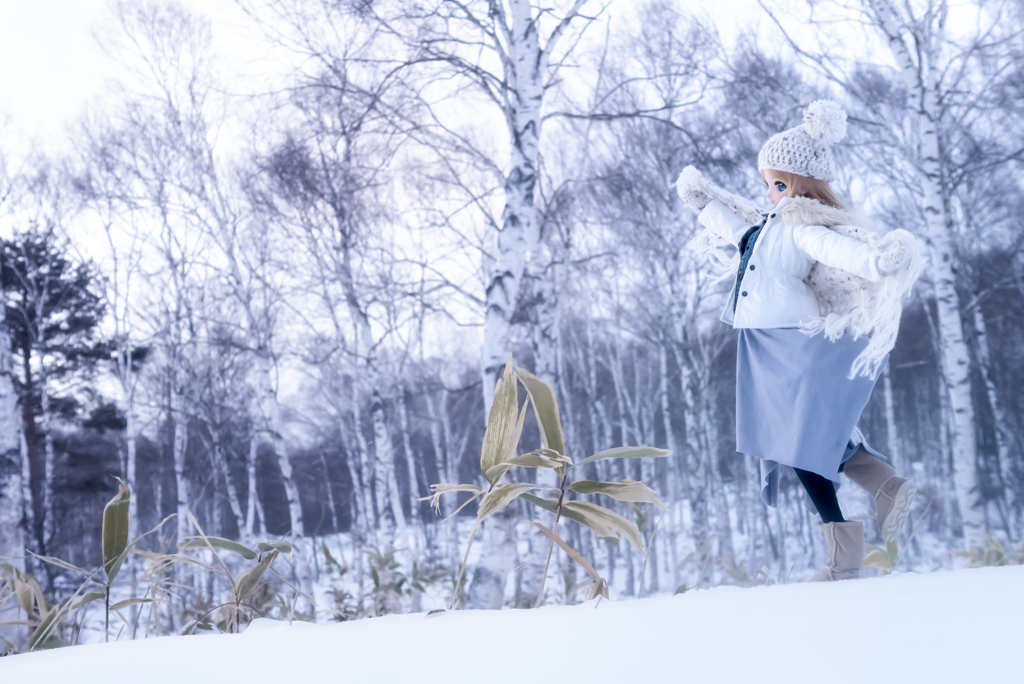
[568,479,668,509]
[102,483,131,582]
[505,398,530,464]
[562,500,646,554]
[187,510,238,589]
[520,492,558,514]
[484,451,567,483]
[520,494,617,539]
[574,446,671,470]
[527,521,601,581]
[28,552,91,578]
[517,369,565,457]
[480,356,519,483]
[13,571,44,614]
[235,550,279,601]
[71,592,106,611]
[109,598,153,612]
[27,606,59,651]
[110,545,138,589]
[179,537,257,560]
[421,483,484,515]
[257,541,293,557]
[476,483,549,522]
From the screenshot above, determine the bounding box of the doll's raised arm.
[697,201,752,245]
[793,223,882,281]
[672,166,763,225]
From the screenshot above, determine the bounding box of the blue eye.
[776,182,786,191]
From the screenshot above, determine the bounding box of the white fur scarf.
[690,196,924,379]
[778,198,924,379]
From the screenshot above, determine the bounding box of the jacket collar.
[776,195,853,228]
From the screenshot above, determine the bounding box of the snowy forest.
[2,0,1024,651]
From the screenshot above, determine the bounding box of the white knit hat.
[758,100,847,181]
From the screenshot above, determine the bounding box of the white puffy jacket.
[698,196,883,329]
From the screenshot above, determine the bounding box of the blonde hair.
[762,169,844,209]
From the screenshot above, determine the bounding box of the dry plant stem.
[636,512,666,599]
[698,545,712,589]
[534,474,568,609]
[450,517,483,610]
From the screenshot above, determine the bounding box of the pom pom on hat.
[758,100,849,181]
[803,100,847,146]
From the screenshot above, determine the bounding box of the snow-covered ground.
[3,565,1021,683]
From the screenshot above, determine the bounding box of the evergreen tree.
[0,225,106,554]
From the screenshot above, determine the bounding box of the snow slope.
[3,566,1021,683]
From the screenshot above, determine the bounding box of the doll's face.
[762,170,790,207]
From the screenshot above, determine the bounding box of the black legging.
[794,467,845,523]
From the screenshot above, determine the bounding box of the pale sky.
[0,0,771,155]
[0,0,111,148]
[0,0,273,154]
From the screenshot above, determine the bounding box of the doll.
[674,101,922,581]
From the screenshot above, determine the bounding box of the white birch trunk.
[370,390,405,542]
[480,0,540,414]
[519,264,563,606]
[703,390,734,565]
[440,390,469,564]
[474,0,541,598]
[172,389,190,547]
[610,339,637,447]
[868,0,985,550]
[681,360,711,546]
[743,450,761,560]
[125,403,138,541]
[423,388,458,570]
[0,293,25,651]
[926,180,985,551]
[425,390,447,514]
[39,381,56,552]
[882,364,901,475]
[470,0,589,609]
[153,449,163,533]
[584,319,607,455]
[773,506,787,582]
[659,345,679,475]
[212,437,246,538]
[245,437,262,537]
[466,508,517,610]
[253,354,316,613]
[972,304,1017,538]
[254,355,304,537]
[530,245,560,387]
[319,449,340,535]
[399,388,419,527]
[350,385,377,543]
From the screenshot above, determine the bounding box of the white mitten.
[874,231,913,275]
[672,166,714,214]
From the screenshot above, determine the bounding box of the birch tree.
[73,142,149,542]
[862,0,987,551]
[0,145,25,651]
[101,4,313,578]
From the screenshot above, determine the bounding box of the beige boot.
[842,449,917,543]
[809,521,863,582]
